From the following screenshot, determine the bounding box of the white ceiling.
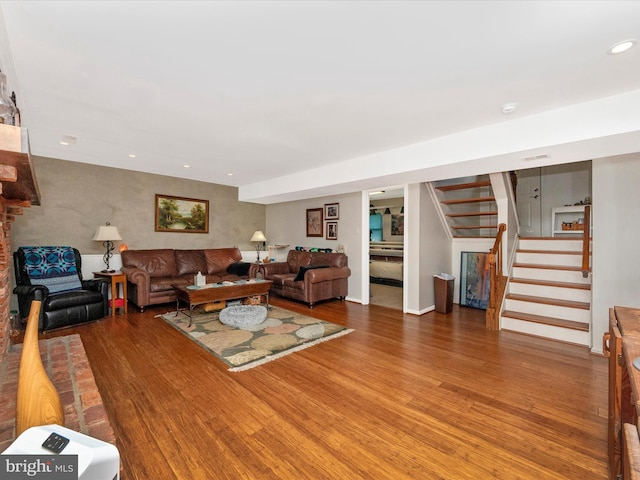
[1,1,639,204]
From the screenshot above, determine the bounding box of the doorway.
[515,168,542,237]
[368,189,404,310]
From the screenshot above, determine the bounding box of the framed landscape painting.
[306,208,323,237]
[155,194,209,233]
[459,251,491,310]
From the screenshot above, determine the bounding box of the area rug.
[158,306,353,372]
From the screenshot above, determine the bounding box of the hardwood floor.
[37,298,608,479]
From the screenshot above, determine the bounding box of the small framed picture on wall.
[306,208,323,237]
[326,221,338,240]
[324,203,339,220]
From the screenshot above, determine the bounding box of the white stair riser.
[516,252,584,267]
[501,317,590,346]
[512,266,590,284]
[504,299,591,323]
[508,282,591,303]
[519,239,586,252]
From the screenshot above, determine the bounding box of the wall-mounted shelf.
[551,205,590,237]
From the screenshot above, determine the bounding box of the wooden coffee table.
[173,280,272,327]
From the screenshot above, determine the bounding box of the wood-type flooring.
[33,297,608,479]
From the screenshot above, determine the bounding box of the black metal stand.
[101,240,115,273]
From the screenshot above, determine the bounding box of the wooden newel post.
[486,223,507,331]
[486,253,500,330]
[16,300,64,436]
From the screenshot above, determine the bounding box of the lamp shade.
[250,231,267,242]
[92,225,122,241]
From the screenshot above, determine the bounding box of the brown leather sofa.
[121,247,259,311]
[261,250,350,307]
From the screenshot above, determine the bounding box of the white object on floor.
[1,424,120,479]
[220,305,267,328]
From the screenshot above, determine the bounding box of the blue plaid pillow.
[21,246,83,293]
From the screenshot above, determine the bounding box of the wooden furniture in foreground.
[93,270,128,316]
[16,300,64,436]
[606,306,640,480]
[173,280,272,327]
[624,423,640,480]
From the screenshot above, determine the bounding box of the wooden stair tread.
[505,293,590,310]
[435,180,491,192]
[510,277,590,290]
[501,310,589,332]
[453,235,495,239]
[517,249,585,255]
[520,236,591,241]
[513,263,582,272]
[447,211,497,218]
[441,196,495,205]
[450,225,498,230]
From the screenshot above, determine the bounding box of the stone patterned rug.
[159,306,353,371]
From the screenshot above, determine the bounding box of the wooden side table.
[93,271,128,316]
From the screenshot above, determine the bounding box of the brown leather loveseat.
[121,247,259,311]
[261,250,350,307]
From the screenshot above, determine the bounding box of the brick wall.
[0,202,116,452]
[0,334,116,451]
[0,204,13,360]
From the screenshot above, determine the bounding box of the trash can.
[434,273,455,314]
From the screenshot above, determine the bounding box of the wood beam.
[0,164,17,182]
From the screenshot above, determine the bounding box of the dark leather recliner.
[13,247,110,331]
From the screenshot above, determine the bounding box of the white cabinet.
[551,205,590,237]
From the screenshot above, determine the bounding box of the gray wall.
[12,156,266,254]
[592,153,640,353]
[403,182,451,314]
[266,191,363,302]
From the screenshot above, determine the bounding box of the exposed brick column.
[0,335,117,452]
[0,204,12,359]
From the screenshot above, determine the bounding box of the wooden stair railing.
[582,205,591,278]
[486,223,507,330]
[16,300,64,435]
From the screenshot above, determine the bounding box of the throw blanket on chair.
[20,246,83,293]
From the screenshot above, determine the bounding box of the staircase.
[433,175,498,238]
[501,237,591,346]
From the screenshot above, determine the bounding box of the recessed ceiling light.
[369,191,385,195]
[183,164,190,168]
[128,154,136,158]
[59,134,77,145]
[227,173,233,176]
[501,103,517,114]
[608,39,636,55]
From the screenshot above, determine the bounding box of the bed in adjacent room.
[369,241,403,287]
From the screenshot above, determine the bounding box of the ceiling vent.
[523,154,550,161]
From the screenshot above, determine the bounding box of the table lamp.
[250,230,267,262]
[92,222,122,272]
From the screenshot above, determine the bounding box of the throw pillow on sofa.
[294,265,329,282]
[226,262,251,276]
